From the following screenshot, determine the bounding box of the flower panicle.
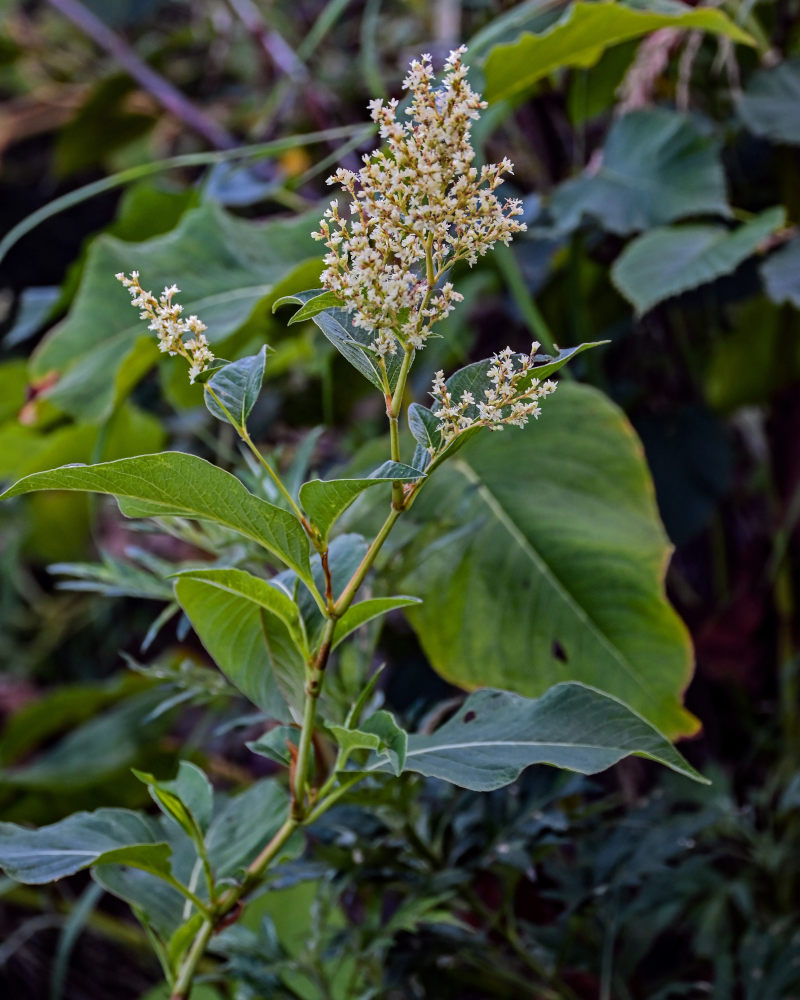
[312,46,526,360]
[115,271,213,383]
[430,342,558,446]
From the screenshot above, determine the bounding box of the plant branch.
[46,0,236,150]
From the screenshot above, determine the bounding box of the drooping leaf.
[274,291,408,392]
[761,236,800,308]
[371,683,706,791]
[0,808,172,884]
[482,0,754,104]
[548,110,730,235]
[174,572,305,720]
[30,204,320,422]
[332,596,422,650]
[133,761,214,839]
[400,381,698,739]
[737,58,800,146]
[299,461,425,544]
[204,346,267,427]
[0,452,313,584]
[611,208,786,315]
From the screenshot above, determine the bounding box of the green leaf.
[205,780,290,878]
[371,683,706,791]
[31,204,320,422]
[361,710,407,776]
[400,382,698,739]
[299,462,425,543]
[332,596,422,651]
[247,726,299,767]
[0,808,172,884]
[549,109,730,235]
[273,289,340,325]
[0,452,313,584]
[483,0,755,104]
[204,346,267,427]
[133,761,214,839]
[274,291,409,392]
[174,570,306,720]
[761,236,800,308]
[611,208,786,315]
[408,402,442,453]
[737,58,800,146]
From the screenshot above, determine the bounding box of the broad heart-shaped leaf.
[370,683,706,791]
[174,570,306,720]
[761,235,800,308]
[611,208,786,315]
[274,291,408,392]
[0,452,313,586]
[0,808,171,884]
[30,203,321,422]
[482,0,754,104]
[300,461,425,544]
[332,596,422,651]
[204,346,266,427]
[548,110,730,236]
[400,382,698,739]
[737,58,800,146]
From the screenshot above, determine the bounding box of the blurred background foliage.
[1,0,800,997]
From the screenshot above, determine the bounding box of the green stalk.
[170,918,214,1000]
[388,347,415,504]
[333,507,402,616]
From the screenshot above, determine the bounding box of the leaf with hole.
[371,683,706,791]
[399,382,698,739]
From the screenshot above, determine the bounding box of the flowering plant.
[0,50,704,1000]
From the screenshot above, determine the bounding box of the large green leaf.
[31,203,320,421]
[549,110,729,235]
[0,452,313,584]
[0,808,171,883]
[483,0,754,104]
[174,570,306,720]
[300,461,425,544]
[737,58,800,146]
[371,683,705,791]
[400,382,697,739]
[611,208,785,315]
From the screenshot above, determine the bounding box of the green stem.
[170,918,214,1000]
[333,506,402,616]
[388,347,415,504]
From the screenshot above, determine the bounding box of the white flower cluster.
[116,272,213,383]
[430,343,557,444]
[312,47,526,359]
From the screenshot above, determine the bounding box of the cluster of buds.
[430,343,558,444]
[312,47,526,359]
[116,272,213,383]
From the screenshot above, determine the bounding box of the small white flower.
[116,272,214,383]
[313,48,526,360]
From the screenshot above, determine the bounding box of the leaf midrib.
[453,458,647,694]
